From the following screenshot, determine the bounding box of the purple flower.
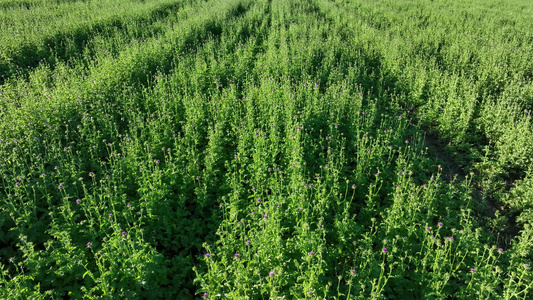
[438,222,443,227]
[121,231,126,235]
[15,182,20,186]
[352,184,355,188]
[234,253,239,258]
[257,198,261,202]
[426,227,431,230]
[58,184,63,188]
[89,172,94,176]
[263,215,267,219]
[269,271,274,276]
[471,268,475,272]
[498,248,503,252]
[203,293,208,297]
[382,248,387,252]
[525,264,530,268]
[76,199,80,203]
[205,253,210,258]
[109,213,112,216]
[87,242,91,246]
[325,164,329,167]
[307,291,312,295]
[246,240,250,244]
[309,251,314,255]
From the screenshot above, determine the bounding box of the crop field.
[1,0,533,298]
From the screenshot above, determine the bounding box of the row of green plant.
[0,0,202,82]
[1,0,262,297]
[0,0,86,10]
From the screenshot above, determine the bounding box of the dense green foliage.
[0,0,532,298]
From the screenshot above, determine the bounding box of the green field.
[1,0,532,298]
